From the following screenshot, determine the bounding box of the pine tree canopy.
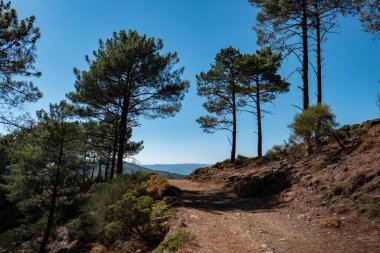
[0,0,42,127]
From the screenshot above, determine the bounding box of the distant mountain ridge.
[123,163,185,179]
[142,164,211,176]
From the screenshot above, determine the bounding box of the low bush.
[366,201,380,218]
[0,218,46,251]
[146,174,169,200]
[152,230,195,253]
[70,172,173,251]
[212,159,233,169]
[105,191,171,248]
[319,217,341,228]
[265,145,283,159]
[212,155,250,168]
[329,184,344,196]
[289,104,345,149]
[75,177,137,241]
[235,155,250,166]
[350,127,369,138]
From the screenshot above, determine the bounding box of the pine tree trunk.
[316,6,322,105]
[90,157,95,183]
[104,147,111,181]
[231,83,237,164]
[39,172,58,253]
[110,117,119,180]
[255,78,262,157]
[96,161,102,182]
[302,0,309,110]
[39,144,63,253]
[82,165,86,186]
[116,96,130,175]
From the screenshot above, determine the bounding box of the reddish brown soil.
[167,119,380,253]
[168,179,379,253]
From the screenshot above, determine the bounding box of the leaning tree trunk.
[255,78,263,157]
[301,0,309,110]
[116,95,130,175]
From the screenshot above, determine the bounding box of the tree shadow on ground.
[171,188,289,215]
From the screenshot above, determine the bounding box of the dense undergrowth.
[0,172,180,252]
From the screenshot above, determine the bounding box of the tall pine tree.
[69,30,189,175]
[249,0,311,110]
[196,47,245,163]
[240,48,289,157]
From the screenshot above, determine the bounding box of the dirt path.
[168,180,371,253]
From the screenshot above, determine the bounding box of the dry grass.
[318,217,341,228]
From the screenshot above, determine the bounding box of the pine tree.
[69,30,189,175]
[196,47,245,163]
[0,0,42,126]
[35,101,85,253]
[289,104,345,148]
[3,101,85,253]
[249,0,312,110]
[355,0,380,39]
[82,121,143,181]
[239,48,289,157]
[309,0,352,104]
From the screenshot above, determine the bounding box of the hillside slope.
[167,118,380,252]
[123,163,185,179]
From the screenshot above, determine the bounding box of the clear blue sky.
[13,0,380,164]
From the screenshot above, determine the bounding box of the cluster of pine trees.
[0,0,378,251]
[0,3,190,251]
[196,0,379,162]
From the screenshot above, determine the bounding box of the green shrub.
[265,144,283,159]
[235,155,249,166]
[75,172,149,240]
[105,191,171,247]
[350,127,369,138]
[146,174,169,200]
[152,230,195,253]
[212,159,233,169]
[0,218,46,251]
[289,104,344,148]
[0,225,33,249]
[366,201,380,218]
[212,155,249,168]
[73,172,173,250]
[329,184,344,196]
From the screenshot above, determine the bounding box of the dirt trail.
[168,180,372,253]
